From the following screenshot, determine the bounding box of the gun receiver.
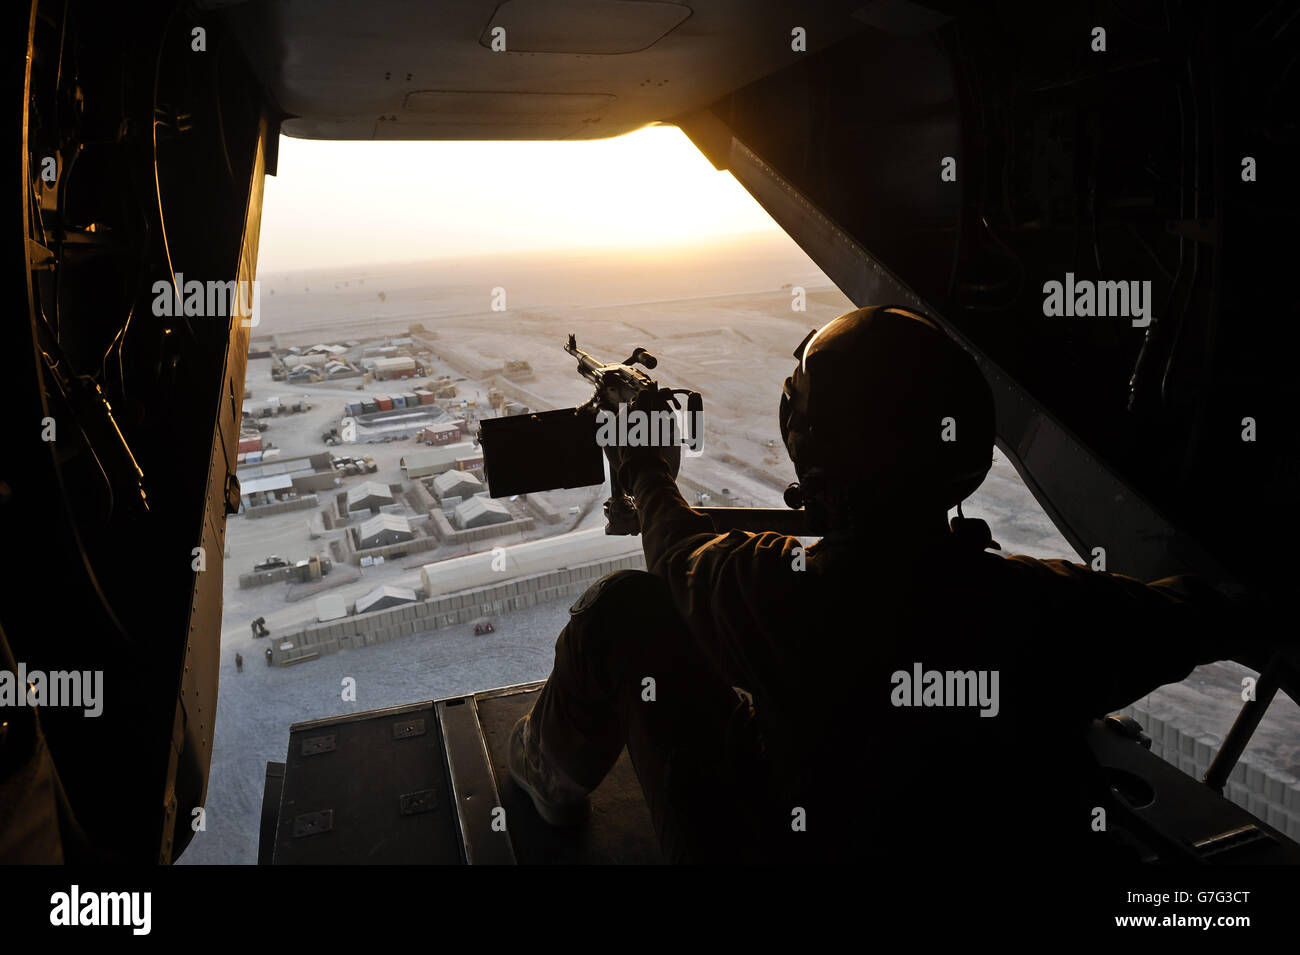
[564,334,658,409]
[477,336,809,537]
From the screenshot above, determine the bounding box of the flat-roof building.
[420,528,640,596]
[402,443,477,479]
[373,356,416,379]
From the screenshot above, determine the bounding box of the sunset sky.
[258,124,785,272]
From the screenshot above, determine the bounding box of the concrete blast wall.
[270,551,647,665]
[243,494,319,519]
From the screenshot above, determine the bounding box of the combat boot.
[507,715,591,827]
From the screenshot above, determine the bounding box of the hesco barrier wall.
[490,376,554,412]
[1117,700,1300,843]
[239,564,300,589]
[243,494,319,519]
[427,508,535,545]
[408,482,437,514]
[523,493,562,524]
[240,556,334,588]
[350,533,439,565]
[429,344,502,380]
[269,551,647,665]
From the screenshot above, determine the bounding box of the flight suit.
[527,457,1265,863]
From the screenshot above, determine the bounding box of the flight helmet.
[779,306,995,512]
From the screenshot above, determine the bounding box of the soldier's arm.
[625,457,718,576]
[626,460,804,679]
[1006,556,1276,715]
[626,457,804,591]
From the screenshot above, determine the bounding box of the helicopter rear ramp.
[261,682,661,864]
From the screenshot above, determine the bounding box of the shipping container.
[246,451,263,464]
[361,399,379,414]
[345,401,363,416]
[238,436,262,454]
[413,389,435,405]
[376,396,394,411]
[391,394,407,409]
[401,392,419,407]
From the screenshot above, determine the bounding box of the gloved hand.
[603,387,683,489]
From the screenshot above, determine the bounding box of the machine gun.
[477,336,808,536]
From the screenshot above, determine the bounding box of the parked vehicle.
[254,556,288,571]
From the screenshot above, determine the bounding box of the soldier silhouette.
[508,306,1272,863]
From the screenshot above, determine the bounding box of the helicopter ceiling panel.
[205,0,869,140]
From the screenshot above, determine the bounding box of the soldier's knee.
[570,570,666,616]
[565,571,677,652]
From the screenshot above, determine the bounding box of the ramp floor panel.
[273,701,464,864]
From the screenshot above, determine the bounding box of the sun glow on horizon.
[258,125,786,272]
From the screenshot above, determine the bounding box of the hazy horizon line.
[257,228,798,279]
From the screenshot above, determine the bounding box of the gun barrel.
[565,335,607,384]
